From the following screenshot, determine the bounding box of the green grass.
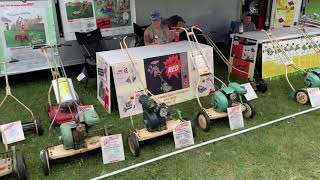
[4,30,46,47]
[66,4,94,20]
[1,58,320,180]
[305,0,320,19]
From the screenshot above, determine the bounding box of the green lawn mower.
[264,29,320,105]
[0,146,27,180]
[177,26,256,132]
[39,108,110,176]
[128,94,191,157]
[119,36,193,157]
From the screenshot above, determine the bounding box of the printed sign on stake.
[307,88,320,107]
[241,83,258,101]
[173,121,194,149]
[227,106,244,130]
[0,121,25,144]
[100,134,125,164]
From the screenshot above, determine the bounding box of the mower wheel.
[256,78,268,93]
[295,90,309,105]
[304,79,312,87]
[242,102,256,118]
[16,153,27,180]
[35,118,44,136]
[128,132,140,157]
[40,149,50,176]
[197,111,211,132]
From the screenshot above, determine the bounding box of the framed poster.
[59,0,136,41]
[0,0,57,74]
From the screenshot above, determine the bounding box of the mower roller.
[191,27,268,93]
[263,29,320,105]
[0,146,27,180]
[176,26,256,132]
[39,108,111,176]
[0,61,43,136]
[33,44,84,128]
[119,36,193,157]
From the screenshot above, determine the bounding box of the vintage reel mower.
[0,146,27,180]
[263,30,320,105]
[177,26,256,132]
[119,37,192,157]
[33,44,84,127]
[196,29,268,93]
[0,61,43,136]
[39,108,110,176]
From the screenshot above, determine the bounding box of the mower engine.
[139,95,171,132]
[212,82,247,112]
[304,68,320,87]
[59,109,100,150]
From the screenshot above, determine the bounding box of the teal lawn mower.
[264,29,320,105]
[39,108,111,176]
[177,25,256,132]
[119,37,194,157]
[0,146,27,180]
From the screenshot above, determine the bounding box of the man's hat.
[150,10,161,21]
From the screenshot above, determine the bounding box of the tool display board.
[58,0,136,41]
[230,26,320,79]
[0,0,57,74]
[96,41,214,118]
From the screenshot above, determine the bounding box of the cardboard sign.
[173,121,194,149]
[227,106,244,130]
[307,88,320,107]
[0,121,25,144]
[100,134,125,164]
[52,78,77,104]
[242,83,258,101]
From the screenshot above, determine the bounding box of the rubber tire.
[196,111,211,132]
[242,102,256,119]
[40,149,50,176]
[35,118,44,136]
[128,132,140,157]
[16,153,28,180]
[295,90,309,105]
[256,78,268,93]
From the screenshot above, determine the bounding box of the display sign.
[0,121,25,144]
[230,36,259,79]
[241,83,258,101]
[307,88,320,107]
[273,0,297,28]
[262,36,320,79]
[52,78,77,104]
[97,58,111,113]
[59,0,136,41]
[0,1,57,74]
[227,106,244,130]
[100,134,125,164]
[173,121,194,149]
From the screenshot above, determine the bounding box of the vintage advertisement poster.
[273,0,297,27]
[97,55,111,113]
[230,36,258,79]
[59,0,136,41]
[0,1,57,74]
[262,36,320,78]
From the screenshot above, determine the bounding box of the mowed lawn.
[305,0,320,19]
[1,59,320,180]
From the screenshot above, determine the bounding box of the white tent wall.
[57,0,241,66]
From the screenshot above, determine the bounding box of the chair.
[75,29,105,85]
[133,23,149,47]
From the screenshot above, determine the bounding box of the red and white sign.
[173,121,194,149]
[227,106,244,130]
[0,121,25,144]
[100,134,125,164]
[307,88,320,107]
